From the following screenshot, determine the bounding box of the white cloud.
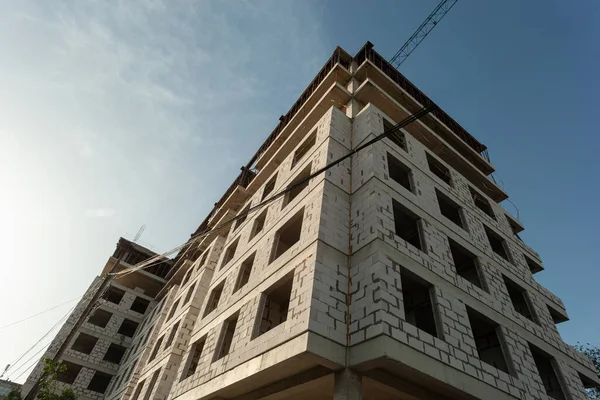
[85,208,116,218]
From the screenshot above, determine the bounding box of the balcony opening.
[215,312,239,360]
[71,333,98,355]
[167,299,180,321]
[182,337,206,381]
[142,368,161,400]
[505,214,523,241]
[436,190,464,229]
[384,118,407,151]
[103,343,127,364]
[262,174,278,201]
[426,153,452,186]
[182,268,193,286]
[56,361,82,384]
[250,209,268,240]
[270,208,304,263]
[449,238,485,290]
[164,321,180,349]
[118,319,139,338]
[87,371,113,394]
[233,205,250,232]
[503,276,537,323]
[204,281,225,316]
[221,238,239,270]
[578,372,600,396]
[529,344,566,400]
[547,305,568,325]
[103,286,125,305]
[484,226,510,262]
[470,187,495,220]
[392,199,422,251]
[524,254,544,274]
[401,269,438,337]
[183,282,196,305]
[466,308,510,374]
[149,335,164,361]
[291,130,317,169]
[254,272,293,338]
[132,379,145,400]
[387,153,413,192]
[88,309,112,328]
[234,253,255,292]
[282,163,311,209]
[130,297,150,314]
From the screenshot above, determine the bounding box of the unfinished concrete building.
[25,42,599,400]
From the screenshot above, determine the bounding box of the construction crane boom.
[389,0,458,68]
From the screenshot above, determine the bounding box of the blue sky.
[0,0,598,382]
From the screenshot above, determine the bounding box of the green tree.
[576,343,600,399]
[4,359,77,400]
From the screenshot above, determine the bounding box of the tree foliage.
[576,343,600,399]
[4,359,77,400]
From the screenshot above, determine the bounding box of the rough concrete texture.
[23,45,599,400]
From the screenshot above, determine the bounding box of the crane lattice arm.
[389,0,458,68]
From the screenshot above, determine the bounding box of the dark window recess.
[282,163,311,209]
[182,337,206,381]
[250,209,268,240]
[503,276,536,323]
[131,379,145,400]
[470,187,495,220]
[103,343,127,364]
[118,319,139,337]
[221,238,239,269]
[449,239,484,289]
[426,153,451,186]
[547,305,568,325]
[578,372,600,393]
[234,253,255,292]
[103,286,125,305]
[484,226,510,261]
[233,205,250,231]
[167,299,180,321]
[262,174,277,201]
[383,118,407,151]
[505,215,524,238]
[387,153,413,192]
[270,208,304,263]
[164,321,180,349]
[291,130,317,169]
[71,333,98,354]
[466,308,510,374]
[56,361,82,384]
[88,309,112,328]
[401,269,438,337]
[392,199,422,251]
[255,273,293,338]
[436,190,464,229]
[182,268,192,286]
[142,368,161,400]
[524,254,544,274]
[149,335,164,361]
[216,313,239,360]
[183,283,196,305]
[130,297,150,314]
[529,345,566,400]
[204,281,225,316]
[87,371,113,394]
[199,251,209,267]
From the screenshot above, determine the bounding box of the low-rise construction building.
[23,42,600,400]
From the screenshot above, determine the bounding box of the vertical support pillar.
[334,368,362,400]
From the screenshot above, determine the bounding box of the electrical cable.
[7,342,53,382]
[0,296,81,331]
[111,104,438,279]
[4,305,75,378]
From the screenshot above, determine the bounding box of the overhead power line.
[112,104,438,279]
[0,296,81,331]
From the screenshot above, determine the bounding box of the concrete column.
[334,368,362,400]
